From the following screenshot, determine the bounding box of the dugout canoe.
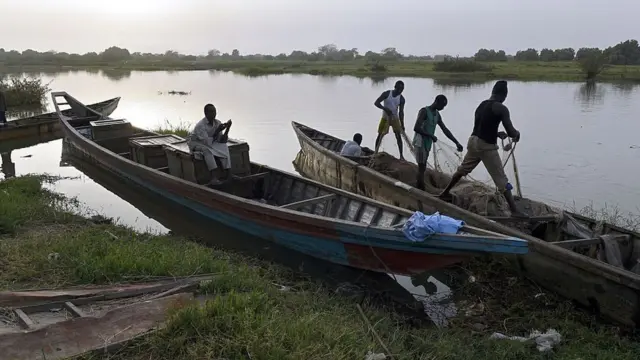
[53,91,527,277]
[0,97,120,142]
[292,120,640,328]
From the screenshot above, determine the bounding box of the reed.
[152,120,192,138]
[0,76,50,107]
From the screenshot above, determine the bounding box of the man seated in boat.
[439,81,525,217]
[412,95,463,190]
[340,133,364,157]
[373,80,405,160]
[186,104,233,186]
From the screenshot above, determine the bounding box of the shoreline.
[3,60,640,83]
[1,175,640,359]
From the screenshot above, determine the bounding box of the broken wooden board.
[0,274,213,308]
[0,293,193,360]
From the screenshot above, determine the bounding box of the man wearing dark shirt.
[439,80,524,216]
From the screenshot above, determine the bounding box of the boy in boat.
[439,80,525,217]
[412,94,463,190]
[374,80,405,160]
[340,133,364,157]
[0,89,7,127]
[187,104,232,186]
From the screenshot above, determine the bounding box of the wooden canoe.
[291,121,640,327]
[0,97,120,142]
[52,91,527,277]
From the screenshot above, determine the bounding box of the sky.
[1,0,637,56]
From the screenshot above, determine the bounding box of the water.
[3,70,640,324]
[10,70,640,214]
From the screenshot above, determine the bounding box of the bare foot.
[207,178,223,186]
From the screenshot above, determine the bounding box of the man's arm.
[413,108,436,139]
[437,116,461,146]
[399,96,405,129]
[374,91,391,115]
[493,102,520,141]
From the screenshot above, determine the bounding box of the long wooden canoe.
[0,97,120,142]
[53,91,527,277]
[292,121,640,328]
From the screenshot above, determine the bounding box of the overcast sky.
[1,0,637,56]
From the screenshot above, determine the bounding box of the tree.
[539,48,555,62]
[604,39,640,65]
[206,49,221,58]
[317,44,338,58]
[381,47,402,59]
[231,49,240,58]
[575,47,601,61]
[473,49,507,62]
[578,50,608,80]
[514,48,539,61]
[554,48,575,61]
[100,46,131,62]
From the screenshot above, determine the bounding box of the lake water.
[6,69,637,324]
[8,69,639,214]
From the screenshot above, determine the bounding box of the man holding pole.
[438,80,525,217]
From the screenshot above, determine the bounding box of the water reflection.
[575,81,606,107]
[1,151,15,179]
[100,69,132,81]
[5,105,48,120]
[433,78,487,93]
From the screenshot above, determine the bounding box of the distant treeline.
[0,39,638,66]
[474,40,640,65]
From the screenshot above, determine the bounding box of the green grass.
[5,59,640,82]
[0,76,50,107]
[2,175,640,359]
[152,120,192,138]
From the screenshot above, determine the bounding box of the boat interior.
[293,121,640,272]
[52,93,532,242]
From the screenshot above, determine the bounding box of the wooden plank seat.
[553,234,630,249]
[280,194,337,210]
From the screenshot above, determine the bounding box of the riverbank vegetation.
[0,76,49,107]
[2,40,640,82]
[2,175,640,359]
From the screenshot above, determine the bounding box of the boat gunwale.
[53,92,526,253]
[291,120,640,289]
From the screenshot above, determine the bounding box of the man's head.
[433,94,448,111]
[353,133,363,145]
[393,80,404,95]
[491,80,508,103]
[204,104,217,121]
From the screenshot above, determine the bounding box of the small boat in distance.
[53,91,527,276]
[291,120,640,328]
[0,97,120,142]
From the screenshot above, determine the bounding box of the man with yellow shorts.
[374,80,405,160]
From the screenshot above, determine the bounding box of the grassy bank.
[1,175,639,359]
[0,76,50,107]
[5,60,640,82]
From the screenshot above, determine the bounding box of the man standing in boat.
[439,80,525,217]
[187,104,232,186]
[412,94,464,190]
[374,80,405,160]
[0,89,7,127]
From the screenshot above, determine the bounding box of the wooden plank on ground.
[0,293,193,360]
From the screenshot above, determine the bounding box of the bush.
[0,76,50,107]
[433,57,493,73]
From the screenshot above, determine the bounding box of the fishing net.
[369,135,558,219]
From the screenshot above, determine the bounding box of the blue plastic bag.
[402,211,464,242]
